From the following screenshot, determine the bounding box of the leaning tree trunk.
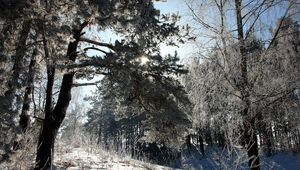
[34,21,88,170]
[234,0,260,169]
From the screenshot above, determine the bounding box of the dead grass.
[0,126,39,170]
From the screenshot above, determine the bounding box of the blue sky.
[154,0,198,61]
[154,0,188,16]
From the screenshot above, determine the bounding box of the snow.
[54,143,176,170]
[261,152,300,170]
[180,144,300,170]
[53,142,300,170]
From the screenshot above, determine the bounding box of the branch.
[213,57,240,91]
[60,60,107,69]
[215,88,243,100]
[10,40,43,52]
[255,88,296,116]
[84,47,108,54]
[244,0,268,39]
[33,115,45,123]
[185,1,219,34]
[242,0,267,20]
[97,15,111,22]
[242,0,256,10]
[266,0,295,51]
[252,88,296,105]
[72,80,102,87]
[80,37,116,51]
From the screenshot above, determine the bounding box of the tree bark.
[19,50,37,133]
[0,18,33,164]
[199,134,205,156]
[234,0,260,169]
[12,49,37,150]
[34,21,87,169]
[186,134,192,149]
[3,19,32,114]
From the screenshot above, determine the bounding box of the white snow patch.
[54,143,176,170]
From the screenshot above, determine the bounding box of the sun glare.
[140,55,149,65]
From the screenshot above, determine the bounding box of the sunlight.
[139,55,149,65]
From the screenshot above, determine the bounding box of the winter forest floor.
[53,139,300,170]
[52,141,300,170]
[53,142,173,170]
[54,144,300,170]
[1,138,300,169]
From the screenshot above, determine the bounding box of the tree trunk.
[234,0,260,169]
[19,50,37,133]
[262,122,273,156]
[205,128,213,146]
[186,134,192,149]
[199,134,205,156]
[5,20,32,111]
[35,73,75,169]
[243,119,260,169]
[218,132,225,148]
[1,19,31,128]
[13,50,37,150]
[97,124,102,145]
[0,19,32,160]
[34,118,57,169]
[34,21,87,169]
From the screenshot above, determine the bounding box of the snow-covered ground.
[261,152,300,170]
[180,144,300,170]
[53,142,300,170]
[54,143,175,170]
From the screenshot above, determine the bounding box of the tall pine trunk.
[0,19,32,159]
[34,21,88,169]
[13,50,37,150]
[19,50,37,133]
[5,20,32,110]
[234,0,260,169]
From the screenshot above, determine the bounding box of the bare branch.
[84,47,108,54]
[244,0,268,39]
[252,88,297,104]
[80,37,116,51]
[185,1,219,34]
[72,80,102,87]
[266,0,296,51]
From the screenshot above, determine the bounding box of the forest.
[0,0,299,169]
